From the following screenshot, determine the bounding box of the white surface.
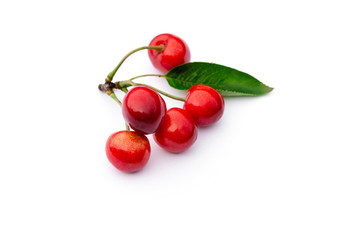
[1,0,359,239]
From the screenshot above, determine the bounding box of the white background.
[0,0,359,239]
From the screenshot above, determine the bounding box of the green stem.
[109,92,122,107]
[128,74,165,82]
[121,87,129,94]
[109,92,130,131]
[132,82,186,102]
[106,45,164,82]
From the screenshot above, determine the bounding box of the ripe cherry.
[148,33,190,73]
[183,84,225,127]
[122,86,167,135]
[105,131,151,173]
[153,108,197,153]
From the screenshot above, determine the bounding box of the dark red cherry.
[122,86,166,135]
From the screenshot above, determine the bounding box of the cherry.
[183,84,225,127]
[148,33,190,73]
[122,86,167,135]
[105,131,151,173]
[153,108,197,153]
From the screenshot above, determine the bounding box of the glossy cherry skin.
[148,33,190,73]
[153,108,197,153]
[183,84,225,127]
[105,131,151,173]
[122,86,167,135]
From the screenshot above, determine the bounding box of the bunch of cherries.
[99,34,225,173]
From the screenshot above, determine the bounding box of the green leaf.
[165,62,273,96]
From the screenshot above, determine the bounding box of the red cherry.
[183,84,225,127]
[122,86,167,135]
[153,108,197,153]
[148,33,190,73]
[105,131,151,173]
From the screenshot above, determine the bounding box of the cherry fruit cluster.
[100,34,224,173]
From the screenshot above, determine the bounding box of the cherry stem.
[109,92,131,131]
[122,80,186,102]
[106,45,164,82]
[109,92,122,107]
[128,74,164,82]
